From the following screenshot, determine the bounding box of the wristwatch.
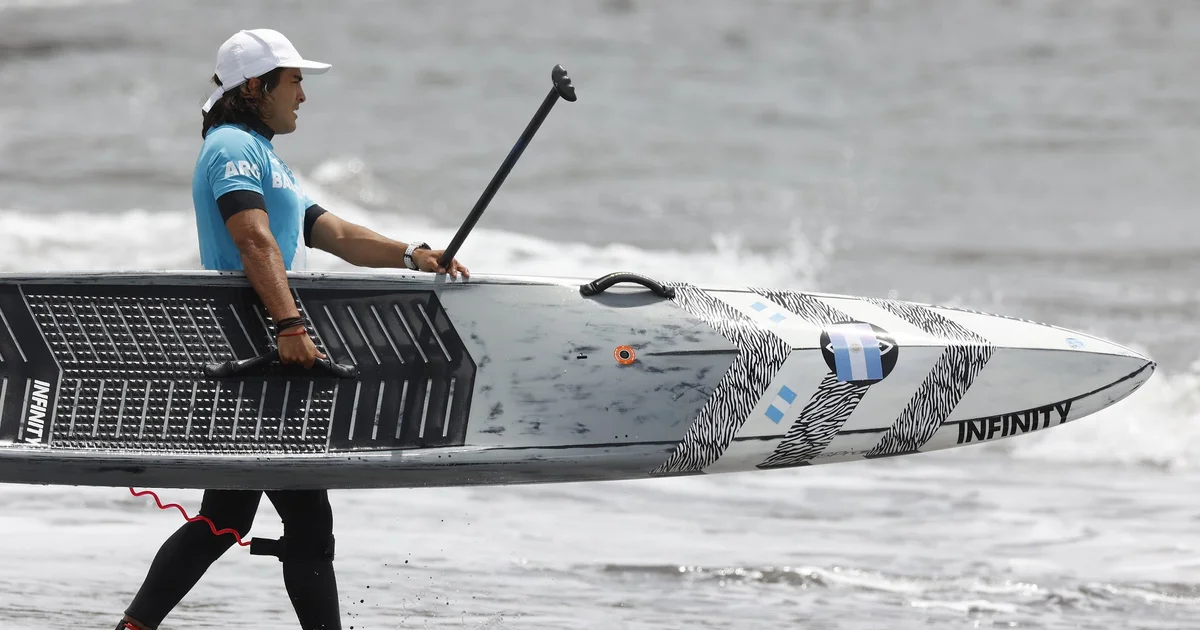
[404,242,431,271]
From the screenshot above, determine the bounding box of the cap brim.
[201,85,226,113]
[284,59,331,74]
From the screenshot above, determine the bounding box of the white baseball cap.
[201,28,331,113]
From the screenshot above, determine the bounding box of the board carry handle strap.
[579,272,676,299]
[202,346,358,379]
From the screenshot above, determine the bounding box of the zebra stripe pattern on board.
[650,284,791,475]
[864,298,995,457]
[751,289,874,469]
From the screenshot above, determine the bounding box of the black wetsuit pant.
[123,489,340,629]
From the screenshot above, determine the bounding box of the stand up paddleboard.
[0,66,1155,489]
[0,269,1153,490]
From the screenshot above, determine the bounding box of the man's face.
[259,68,306,135]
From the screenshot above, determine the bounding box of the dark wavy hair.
[201,68,283,138]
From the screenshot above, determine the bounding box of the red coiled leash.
[127,487,251,547]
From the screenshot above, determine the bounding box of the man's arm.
[203,132,304,328]
[307,208,412,268]
[306,207,470,277]
[226,208,302,323]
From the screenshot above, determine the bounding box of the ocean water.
[1,0,1199,628]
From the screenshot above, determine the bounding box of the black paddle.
[436,64,577,270]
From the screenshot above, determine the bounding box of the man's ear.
[242,77,261,97]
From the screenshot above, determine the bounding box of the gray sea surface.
[0,1,1198,628]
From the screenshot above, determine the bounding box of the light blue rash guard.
[192,123,325,271]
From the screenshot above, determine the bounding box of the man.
[116,28,468,630]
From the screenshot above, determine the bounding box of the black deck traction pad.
[0,283,476,454]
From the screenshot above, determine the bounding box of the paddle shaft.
[438,67,575,269]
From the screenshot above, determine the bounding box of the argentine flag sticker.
[820,321,898,385]
[764,385,798,424]
[750,301,788,325]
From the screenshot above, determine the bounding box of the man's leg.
[266,489,341,630]
[119,489,263,629]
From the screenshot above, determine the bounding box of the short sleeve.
[204,131,267,199]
